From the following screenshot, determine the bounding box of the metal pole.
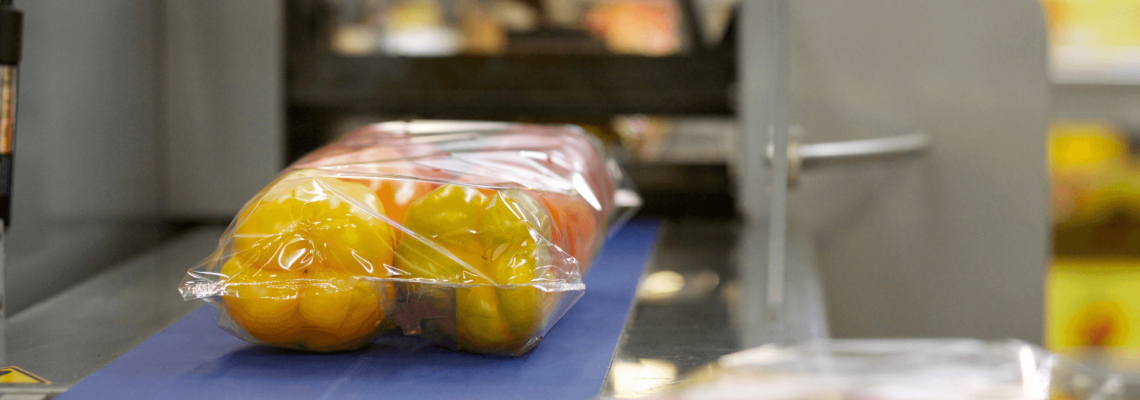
[738,0,792,342]
[0,0,24,366]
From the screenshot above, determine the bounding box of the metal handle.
[800,131,929,169]
[769,131,931,186]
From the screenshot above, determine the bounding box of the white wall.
[162,0,283,219]
[8,0,169,314]
[6,0,286,314]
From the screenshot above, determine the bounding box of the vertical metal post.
[0,65,14,367]
[0,0,24,366]
[0,62,16,369]
[0,229,6,366]
[738,0,791,339]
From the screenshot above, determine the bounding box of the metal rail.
[770,131,931,186]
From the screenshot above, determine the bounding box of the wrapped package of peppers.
[179,121,638,356]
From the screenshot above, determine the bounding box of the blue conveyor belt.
[57,219,661,400]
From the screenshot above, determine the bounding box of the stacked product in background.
[1050,122,1137,229]
[1049,121,1140,376]
[180,121,638,356]
[327,0,688,57]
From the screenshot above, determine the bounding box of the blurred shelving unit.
[284,0,739,217]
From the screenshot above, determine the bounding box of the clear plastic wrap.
[179,121,639,355]
[633,339,1124,400]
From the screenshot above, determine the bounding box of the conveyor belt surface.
[53,220,661,400]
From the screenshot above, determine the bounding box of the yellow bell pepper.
[221,170,397,351]
[395,184,559,353]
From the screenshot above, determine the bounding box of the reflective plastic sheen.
[179,121,638,355]
[634,339,1123,400]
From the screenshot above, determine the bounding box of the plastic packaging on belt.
[628,339,1123,400]
[179,121,639,355]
